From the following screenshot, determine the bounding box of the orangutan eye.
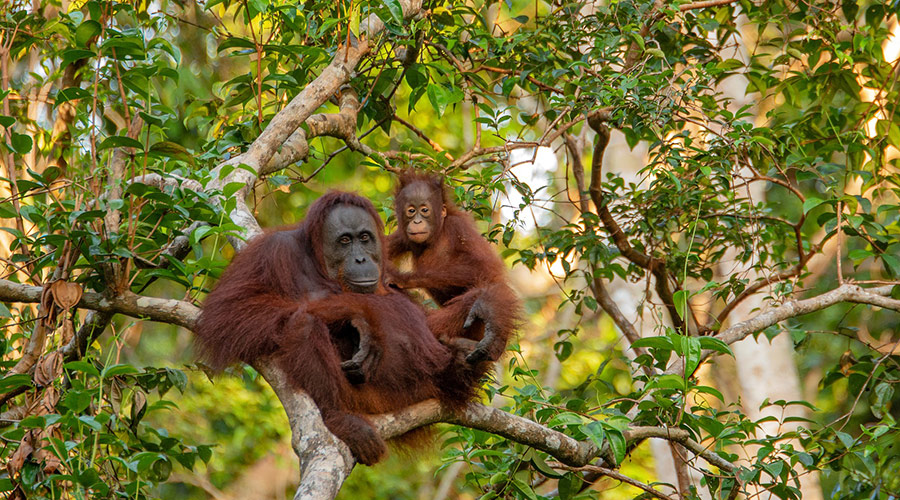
[406,207,416,216]
[339,236,351,245]
[359,233,370,242]
[421,206,430,214]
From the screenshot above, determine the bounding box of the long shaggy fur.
[194,191,479,465]
[387,171,522,375]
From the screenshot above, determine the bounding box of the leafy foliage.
[0,0,899,498]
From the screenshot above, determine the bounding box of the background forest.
[1,0,900,498]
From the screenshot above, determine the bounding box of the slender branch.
[392,115,454,160]
[589,278,652,375]
[713,249,816,328]
[564,133,589,213]
[60,310,114,361]
[624,427,734,472]
[586,118,685,332]
[678,0,740,10]
[549,461,676,500]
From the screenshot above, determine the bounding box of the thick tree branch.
[665,283,900,375]
[256,363,354,500]
[263,89,363,173]
[0,278,198,330]
[716,284,898,347]
[1,269,746,498]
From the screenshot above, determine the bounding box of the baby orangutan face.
[399,181,446,245]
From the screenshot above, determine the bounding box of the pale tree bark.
[713,15,823,498]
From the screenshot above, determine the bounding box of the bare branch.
[665,284,900,375]
[0,278,199,330]
[679,0,740,11]
[716,284,899,346]
[549,461,676,500]
[624,427,734,472]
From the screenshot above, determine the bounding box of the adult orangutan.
[194,192,477,466]
[386,171,520,364]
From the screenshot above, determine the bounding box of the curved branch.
[624,427,734,472]
[716,284,899,346]
[549,461,676,500]
[586,118,686,332]
[665,283,900,375]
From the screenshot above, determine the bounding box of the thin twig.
[548,462,676,500]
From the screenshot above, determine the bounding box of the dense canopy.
[1,0,899,498]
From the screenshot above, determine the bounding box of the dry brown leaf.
[131,390,147,423]
[28,386,60,416]
[50,280,83,310]
[7,431,35,476]
[122,322,143,346]
[108,378,123,415]
[40,284,54,311]
[60,319,75,345]
[36,424,63,474]
[33,351,64,387]
[42,386,60,411]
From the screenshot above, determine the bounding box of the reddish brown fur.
[386,171,521,366]
[195,191,478,465]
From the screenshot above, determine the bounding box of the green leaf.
[78,415,102,431]
[102,363,139,377]
[698,336,733,356]
[426,84,463,117]
[847,248,874,260]
[882,254,900,278]
[802,197,825,214]
[60,48,95,68]
[557,473,581,500]
[9,132,33,155]
[56,87,92,106]
[75,20,102,47]
[549,412,583,427]
[606,428,626,465]
[681,335,702,376]
[581,421,606,448]
[673,289,688,320]
[405,63,428,90]
[383,0,403,24]
[524,449,564,478]
[631,336,674,350]
[223,181,246,198]
[427,84,449,117]
[511,478,539,500]
[653,374,688,390]
[0,373,32,392]
[64,360,100,376]
[98,135,144,151]
[218,37,256,52]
